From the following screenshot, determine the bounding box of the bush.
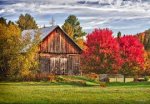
[86,73,99,80]
[48,74,56,82]
[55,76,65,82]
[144,76,149,81]
[100,82,107,87]
[35,73,49,81]
[8,75,23,82]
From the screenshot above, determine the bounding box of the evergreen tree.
[16,13,38,30]
[0,17,7,25]
[62,15,86,48]
[117,31,121,39]
[62,15,86,40]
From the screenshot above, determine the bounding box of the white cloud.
[0,0,150,35]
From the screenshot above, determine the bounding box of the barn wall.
[40,28,81,54]
[39,53,80,75]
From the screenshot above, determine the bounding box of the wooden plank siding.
[40,28,80,54]
[39,53,80,75]
[39,26,82,75]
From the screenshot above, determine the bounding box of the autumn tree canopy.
[0,17,40,80]
[0,20,21,78]
[82,28,120,74]
[118,35,144,82]
[16,13,38,31]
[82,29,145,81]
[136,29,150,51]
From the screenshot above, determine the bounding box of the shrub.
[100,82,107,87]
[86,73,99,80]
[55,76,65,82]
[144,76,149,81]
[35,73,49,81]
[8,75,23,82]
[23,74,36,81]
[48,74,56,82]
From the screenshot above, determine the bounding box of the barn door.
[50,57,67,74]
[50,58,59,74]
[60,58,67,74]
[40,57,50,73]
[68,55,80,75]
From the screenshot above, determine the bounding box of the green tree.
[0,17,7,25]
[16,13,38,30]
[62,15,86,48]
[117,31,121,39]
[62,15,86,40]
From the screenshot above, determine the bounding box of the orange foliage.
[144,51,150,75]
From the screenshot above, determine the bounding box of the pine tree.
[0,17,7,25]
[62,15,86,48]
[117,31,121,39]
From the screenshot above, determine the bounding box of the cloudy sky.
[0,0,150,35]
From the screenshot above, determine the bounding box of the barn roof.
[22,25,58,40]
[22,25,82,51]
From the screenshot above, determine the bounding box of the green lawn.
[0,81,150,104]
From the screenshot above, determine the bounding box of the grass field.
[0,77,150,104]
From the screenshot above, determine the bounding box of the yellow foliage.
[144,51,150,70]
[62,22,74,39]
[76,38,84,49]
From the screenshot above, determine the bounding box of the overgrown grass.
[0,76,150,104]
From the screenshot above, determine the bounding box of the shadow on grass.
[108,81,150,87]
[0,81,99,87]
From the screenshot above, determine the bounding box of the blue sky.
[0,0,150,36]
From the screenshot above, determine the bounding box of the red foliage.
[82,28,121,74]
[118,35,144,75]
[82,29,145,75]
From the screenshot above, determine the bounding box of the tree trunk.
[123,75,126,83]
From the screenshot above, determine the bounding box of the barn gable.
[41,26,82,54]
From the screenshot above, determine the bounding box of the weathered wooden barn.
[22,25,82,75]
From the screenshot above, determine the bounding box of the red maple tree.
[81,29,145,82]
[81,28,121,74]
[118,35,144,82]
